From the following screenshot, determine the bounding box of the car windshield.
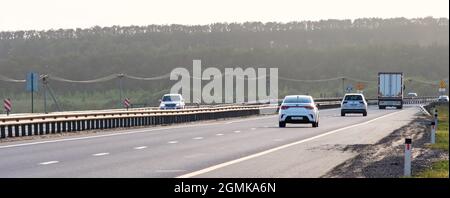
[283,96,312,104]
[344,95,363,101]
[162,95,181,102]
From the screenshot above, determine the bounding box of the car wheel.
[341,112,345,116]
[312,122,318,128]
[279,121,286,128]
[363,112,367,116]
[379,106,386,109]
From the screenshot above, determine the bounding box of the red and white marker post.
[404,138,412,177]
[431,121,436,144]
[3,98,12,116]
[123,98,131,110]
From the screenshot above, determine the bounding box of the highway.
[0,105,421,177]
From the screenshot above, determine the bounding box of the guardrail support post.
[56,122,61,133]
[45,123,50,134]
[404,138,412,177]
[1,126,5,138]
[21,125,26,136]
[51,122,56,134]
[27,124,32,136]
[13,125,19,137]
[7,125,12,137]
[39,123,44,135]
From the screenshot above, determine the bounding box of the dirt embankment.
[323,115,448,178]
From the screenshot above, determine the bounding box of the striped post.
[123,98,131,110]
[4,98,12,116]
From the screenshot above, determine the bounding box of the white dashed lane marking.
[193,137,204,140]
[168,141,178,144]
[233,131,241,133]
[216,133,224,136]
[134,146,147,150]
[92,152,109,156]
[39,161,59,165]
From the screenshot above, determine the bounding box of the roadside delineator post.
[3,98,12,116]
[404,138,412,177]
[430,121,436,144]
[123,98,131,110]
[434,109,438,132]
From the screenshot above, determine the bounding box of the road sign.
[4,98,12,115]
[356,82,365,90]
[440,80,446,88]
[123,98,131,109]
[346,84,353,92]
[26,72,39,92]
[26,72,39,113]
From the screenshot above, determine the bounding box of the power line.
[49,74,117,83]
[0,74,26,83]
[124,73,171,81]
[0,73,447,85]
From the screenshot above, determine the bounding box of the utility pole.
[117,74,125,108]
[41,74,61,112]
[42,74,48,114]
[342,77,345,97]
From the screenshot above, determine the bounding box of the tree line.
[0,17,448,106]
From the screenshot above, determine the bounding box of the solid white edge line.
[0,114,280,149]
[0,108,343,149]
[176,109,404,178]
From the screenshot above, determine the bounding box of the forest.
[0,17,448,112]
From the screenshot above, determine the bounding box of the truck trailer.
[378,72,404,109]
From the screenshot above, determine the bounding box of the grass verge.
[415,104,448,178]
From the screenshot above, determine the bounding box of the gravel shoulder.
[322,114,449,178]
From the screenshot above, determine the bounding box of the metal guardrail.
[0,96,438,139]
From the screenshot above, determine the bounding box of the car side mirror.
[316,103,320,108]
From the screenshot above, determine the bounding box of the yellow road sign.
[440,80,446,88]
[356,82,365,90]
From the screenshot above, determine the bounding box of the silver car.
[438,95,449,102]
[341,93,368,116]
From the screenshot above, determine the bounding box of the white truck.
[378,72,404,109]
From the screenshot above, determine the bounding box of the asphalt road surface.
[0,105,422,177]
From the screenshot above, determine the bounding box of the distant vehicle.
[378,72,404,109]
[278,95,319,128]
[159,94,185,109]
[341,93,368,116]
[438,95,449,102]
[407,92,418,97]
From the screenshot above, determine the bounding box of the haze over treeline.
[0,18,448,110]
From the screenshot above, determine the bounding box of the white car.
[438,95,449,102]
[278,95,319,128]
[159,94,185,109]
[407,92,418,97]
[341,93,368,116]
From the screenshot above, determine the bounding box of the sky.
[0,0,448,31]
